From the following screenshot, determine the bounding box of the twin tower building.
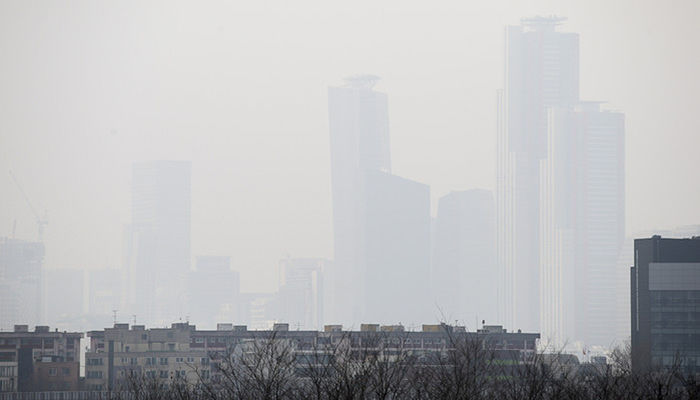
[329,17,625,348]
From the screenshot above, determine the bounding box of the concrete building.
[539,102,625,347]
[496,17,579,333]
[631,236,700,375]
[0,325,82,393]
[432,190,497,328]
[85,321,539,391]
[189,256,240,329]
[277,257,328,331]
[126,161,191,326]
[0,238,44,332]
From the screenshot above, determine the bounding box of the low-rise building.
[85,321,539,390]
[0,325,82,392]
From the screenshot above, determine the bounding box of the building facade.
[432,190,497,327]
[496,17,579,333]
[189,256,240,329]
[0,325,82,392]
[631,236,700,375]
[127,161,191,326]
[0,238,44,332]
[85,322,539,391]
[539,102,625,347]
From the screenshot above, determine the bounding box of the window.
[187,357,194,363]
[62,367,70,376]
[201,357,209,365]
[159,357,168,365]
[87,371,103,379]
[48,368,57,376]
[201,369,210,379]
[159,370,168,378]
[87,358,103,366]
[125,346,130,352]
[176,357,184,363]
[142,334,148,340]
[168,343,175,351]
[130,358,137,365]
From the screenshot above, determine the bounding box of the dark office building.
[631,236,700,375]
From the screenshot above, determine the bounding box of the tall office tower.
[631,236,700,375]
[128,161,191,326]
[614,225,700,346]
[497,17,579,332]
[328,75,391,324]
[540,103,625,347]
[0,238,44,330]
[363,170,431,326]
[189,256,240,329]
[277,257,328,330]
[433,190,497,328]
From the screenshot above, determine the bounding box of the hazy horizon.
[2,0,699,293]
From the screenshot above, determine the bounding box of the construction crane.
[9,170,48,242]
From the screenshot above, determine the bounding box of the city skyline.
[2,2,699,296]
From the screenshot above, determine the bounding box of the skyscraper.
[127,161,191,326]
[539,103,625,347]
[432,190,497,328]
[328,75,391,324]
[497,17,579,332]
[328,75,431,326]
[363,170,431,326]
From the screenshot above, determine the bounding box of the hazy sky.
[1,0,699,291]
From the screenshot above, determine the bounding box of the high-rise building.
[328,75,389,325]
[539,102,625,347]
[328,75,431,326]
[631,236,700,375]
[363,170,431,326]
[189,256,240,329]
[277,257,328,330]
[497,17,579,332]
[0,238,44,331]
[87,268,123,317]
[432,190,497,328]
[127,161,191,326]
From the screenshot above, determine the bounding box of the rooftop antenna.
[112,310,118,325]
[132,315,137,325]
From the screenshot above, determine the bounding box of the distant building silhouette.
[539,102,625,347]
[0,238,44,331]
[631,236,700,375]
[328,76,431,326]
[497,17,579,333]
[43,268,84,327]
[126,161,191,326]
[189,256,240,329]
[276,257,329,330]
[432,190,497,328]
[363,170,431,325]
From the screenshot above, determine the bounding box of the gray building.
[127,161,191,326]
[189,256,240,329]
[328,76,430,326]
[0,238,44,331]
[496,17,579,332]
[277,257,328,330]
[432,190,497,328]
[363,170,431,326]
[539,102,625,347]
[631,236,700,375]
